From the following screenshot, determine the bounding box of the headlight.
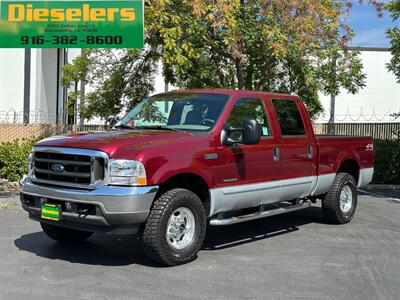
[109,159,147,186]
[27,153,34,177]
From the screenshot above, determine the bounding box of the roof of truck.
[156,89,300,100]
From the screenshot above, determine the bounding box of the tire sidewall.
[336,175,358,222]
[158,191,206,262]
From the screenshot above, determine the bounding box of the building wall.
[0,49,69,124]
[30,49,59,123]
[317,49,400,123]
[0,49,25,121]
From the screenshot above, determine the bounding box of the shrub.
[372,139,400,185]
[0,137,40,182]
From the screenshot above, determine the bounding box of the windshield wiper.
[113,124,135,130]
[114,124,182,132]
[136,126,181,132]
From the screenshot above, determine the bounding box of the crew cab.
[20,89,375,266]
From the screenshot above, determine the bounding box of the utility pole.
[23,49,31,124]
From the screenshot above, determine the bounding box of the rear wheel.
[41,223,93,243]
[322,173,358,224]
[142,188,206,266]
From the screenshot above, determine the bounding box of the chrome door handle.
[308,146,313,159]
[273,147,280,161]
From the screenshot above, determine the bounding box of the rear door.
[271,98,317,200]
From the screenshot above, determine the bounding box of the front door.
[212,97,281,213]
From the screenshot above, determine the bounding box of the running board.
[209,202,311,226]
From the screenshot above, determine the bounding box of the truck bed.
[316,135,374,187]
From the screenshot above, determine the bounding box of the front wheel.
[322,173,358,224]
[41,223,93,243]
[142,188,206,266]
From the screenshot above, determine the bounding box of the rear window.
[272,99,306,136]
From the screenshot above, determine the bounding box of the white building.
[0,47,399,124]
[317,47,400,123]
[0,48,77,124]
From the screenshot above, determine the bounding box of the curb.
[363,184,400,190]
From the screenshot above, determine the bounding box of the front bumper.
[20,177,158,235]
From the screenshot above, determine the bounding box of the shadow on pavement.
[358,189,400,200]
[14,207,326,266]
[14,232,159,267]
[203,207,325,250]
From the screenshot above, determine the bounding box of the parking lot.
[0,191,399,300]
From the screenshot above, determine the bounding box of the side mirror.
[109,117,118,128]
[242,118,261,145]
[221,118,261,146]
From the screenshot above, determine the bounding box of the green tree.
[63,0,382,122]
[62,48,160,123]
[387,0,400,82]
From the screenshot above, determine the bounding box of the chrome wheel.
[340,185,353,213]
[166,207,196,250]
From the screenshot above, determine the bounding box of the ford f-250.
[20,89,375,266]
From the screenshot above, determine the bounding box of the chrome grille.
[32,147,108,189]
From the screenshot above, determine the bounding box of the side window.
[272,99,306,136]
[227,98,270,141]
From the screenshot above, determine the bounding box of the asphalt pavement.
[0,190,399,300]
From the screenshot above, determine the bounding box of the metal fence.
[0,124,108,143]
[313,123,400,140]
[1,122,400,143]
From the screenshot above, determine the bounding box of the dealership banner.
[0,0,144,48]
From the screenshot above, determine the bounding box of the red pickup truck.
[21,89,375,266]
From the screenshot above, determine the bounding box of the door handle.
[308,146,313,159]
[273,147,280,161]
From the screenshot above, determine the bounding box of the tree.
[63,0,381,122]
[387,0,400,83]
[62,48,160,123]
[147,0,375,117]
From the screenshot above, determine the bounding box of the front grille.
[32,148,107,189]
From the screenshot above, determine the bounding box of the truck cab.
[21,89,375,266]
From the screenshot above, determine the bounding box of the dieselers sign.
[0,0,144,48]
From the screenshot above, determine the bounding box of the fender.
[147,158,214,188]
[333,151,361,174]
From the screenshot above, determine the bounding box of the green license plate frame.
[41,203,61,221]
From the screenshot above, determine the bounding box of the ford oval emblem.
[51,164,64,173]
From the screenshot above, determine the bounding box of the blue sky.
[348,2,397,48]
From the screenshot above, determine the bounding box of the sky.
[348,1,398,48]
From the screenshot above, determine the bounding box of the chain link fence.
[0,124,108,143]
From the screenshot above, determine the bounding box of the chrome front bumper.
[20,177,159,235]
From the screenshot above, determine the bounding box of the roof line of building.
[347,46,391,52]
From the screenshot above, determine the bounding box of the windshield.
[116,93,229,132]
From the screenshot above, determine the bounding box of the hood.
[35,129,194,158]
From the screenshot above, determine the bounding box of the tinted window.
[227,98,270,141]
[272,99,306,136]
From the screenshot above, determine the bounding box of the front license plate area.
[41,203,61,221]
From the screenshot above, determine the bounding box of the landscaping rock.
[0,180,21,193]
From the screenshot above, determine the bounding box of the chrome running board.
[209,202,311,226]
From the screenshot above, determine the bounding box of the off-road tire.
[41,223,93,243]
[322,173,358,224]
[142,188,206,266]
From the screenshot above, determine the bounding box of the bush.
[372,139,400,185]
[0,137,40,182]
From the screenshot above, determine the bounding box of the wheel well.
[157,173,211,215]
[337,159,359,183]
